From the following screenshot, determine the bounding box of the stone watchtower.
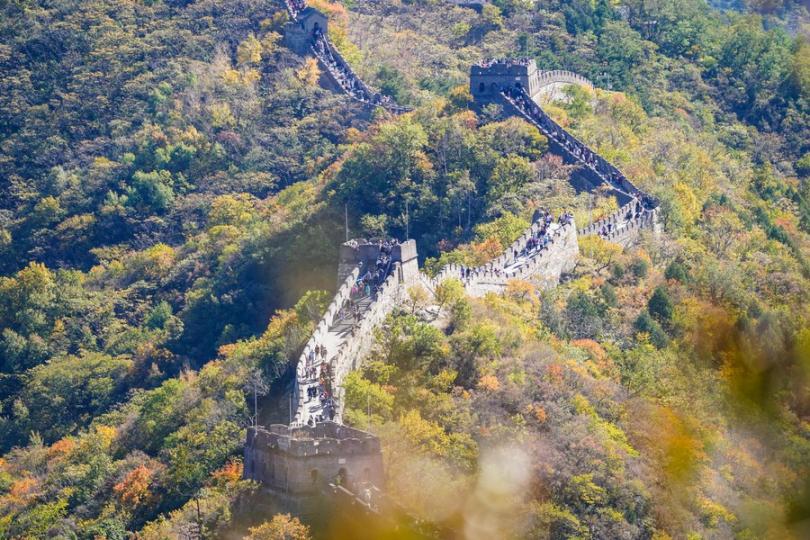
[470,58,543,103]
[244,423,385,496]
[337,239,419,286]
[283,7,328,55]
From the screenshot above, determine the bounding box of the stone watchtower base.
[244,422,384,500]
[283,7,328,55]
[337,238,419,286]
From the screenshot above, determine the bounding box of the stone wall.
[470,60,593,104]
[578,200,660,247]
[424,222,579,297]
[329,267,405,422]
[291,266,361,425]
[282,3,409,114]
[244,423,384,495]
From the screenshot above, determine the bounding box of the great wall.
[244,1,661,509]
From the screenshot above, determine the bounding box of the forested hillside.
[0,0,808,538]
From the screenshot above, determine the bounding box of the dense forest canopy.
[0,0,808,538]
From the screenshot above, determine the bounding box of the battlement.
[283,6,328,54]
[245,423,384,495]
[470,58,593,105]
[247,423,381,457]
[471,58,537,76]
[470,59,538,102]
[337,238,419,285]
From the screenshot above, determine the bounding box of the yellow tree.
[296,58,321,86]
[237,34,262,65]
[578,235,623,271]
[406,284,430,315]
[435,278,464,312]
[244,514,311,540]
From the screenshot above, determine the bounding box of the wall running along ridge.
[276,48,662,431]
[245,7,664,501]
[290,218,580,428]
[282,0,411,114]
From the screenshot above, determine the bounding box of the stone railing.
[429,218,547,285]
[535,70,594,91]
[576,187,659,245]
[311,33,411,115]
[578,199,640,237]
[501,87,658,209]
[291,266,361,425]
[329,267,404,421]
[598,208,658,247]
[423,219,579,297]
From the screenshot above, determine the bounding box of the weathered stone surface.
[244,423,384,496]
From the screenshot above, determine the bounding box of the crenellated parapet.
[424,219,579,297]
[470,59,594,105]
[244,422,384,496]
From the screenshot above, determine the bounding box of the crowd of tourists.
[503,85,656,214]
[476,57,532,68]
[454,209,574,282]
[285,0,306,19]
[311,30,408,113]
[299,240,400,425]
[303,344,336,425]
[339,239,397,320]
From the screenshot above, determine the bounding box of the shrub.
[634,311,668,348]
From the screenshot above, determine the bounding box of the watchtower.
[283,7,328,54]
[470,58,542,103]
[337,239,419,286]
[244,422,384,496]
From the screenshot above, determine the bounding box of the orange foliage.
[571,339,607,363]
[48,437,76,459]
[453,110,479,129]
[9,477,39,502]
[571,339,618,379]
[505,279,539,306]
[307,0,348,27]
[545,363,564,383]
[526,403,548,424]
[478,374,500,392]
[470,237,503,265]
[114,465,153,508]
[217,343,237,358]
[211,459,243,487]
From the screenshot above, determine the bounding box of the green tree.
[648,286,675,324]
[634,311,668,348]
[20,352,132,442]
[488,155,535,203]
[128,170,175,213]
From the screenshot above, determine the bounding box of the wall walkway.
[274,6,662,430]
